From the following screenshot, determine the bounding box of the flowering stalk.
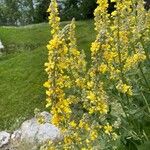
[45,0,72,128]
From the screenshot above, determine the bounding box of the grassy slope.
[0,20,95,131]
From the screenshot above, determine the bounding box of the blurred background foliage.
[2,0,150,26]
[0,0,149,26]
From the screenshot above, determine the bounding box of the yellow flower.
[84,123,90,131]
[46,90,53,97]
[69,121,77,128]
[89,70,96,78]
[47,7,50,12]
[104,124,113,135]
[90,130,98,141]
[52,115,61,125]
[87,91,96,101]
[116,81,133,96]
[46,98,52,108]
[111,10,117,16]
[89,107,94,114]
[43,81,50,88]
[64,136,72,145]
[79,120,84,128]
[124,53,146,71]
[99,63,108,74]
[87,81,94,89]
[98,102,108,114]
[75,78,85,88]
[91,41,100,54]
[71,48,80,56]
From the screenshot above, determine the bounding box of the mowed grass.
[0,20,95,131]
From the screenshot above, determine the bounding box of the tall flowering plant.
[42,0,150,149]
[90,0,150,148]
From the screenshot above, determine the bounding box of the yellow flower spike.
[47,0,60,37]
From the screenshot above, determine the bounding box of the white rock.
[36,123,61,143]
[0,131,10,148]
[20,112,61,145]
[0,112,61,149]
[0,41,4,49]
[11,130,21,141]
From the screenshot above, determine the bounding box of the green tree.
[0,0,35,26]
[61,0,116,21]
[79,0,97,19]
[34,0,51,23]
[18,0,35,25]
[0,0,20,25]
[61,0,81,20]
[0,3,7,25]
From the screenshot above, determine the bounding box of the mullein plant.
[42,0,150,149]
[95,0,150,147]
[43,0,117,149]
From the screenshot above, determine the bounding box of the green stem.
[116,13,124,81]
[143,130,149,141]
[141,92,150,113]
[139,64,150,91]
[125,94,130,106]
[118,93,131,122]
[140,39,150,62]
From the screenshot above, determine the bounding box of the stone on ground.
[1,112,62,150]
[0,131,10,148]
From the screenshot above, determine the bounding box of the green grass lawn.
[0,20,95,131]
